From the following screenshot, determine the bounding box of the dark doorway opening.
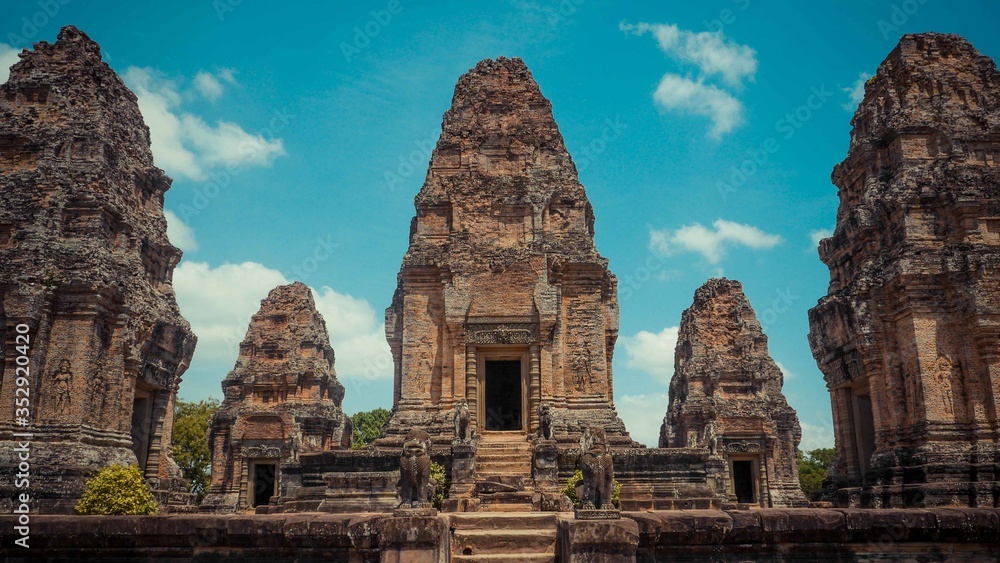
[253,463,276,507]
[484,360,522,431]
[130,395,152,471]
[854,393,876,482]
[732,460,755,504]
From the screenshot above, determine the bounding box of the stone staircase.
[474,435,535,512]
[450,512,558,562]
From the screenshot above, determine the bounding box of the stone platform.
[3,509,1000,561]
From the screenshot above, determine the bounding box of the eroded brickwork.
[202,282,350,512]
[0,27,196,513]
[808,33,1000,507]
[662,279,807,507]
[378,58,632,454]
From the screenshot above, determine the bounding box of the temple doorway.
[732,459,757,504]
[482,358,523,432]
[853,391,876,482]
[130,386,154,472]
[252,462,277,507]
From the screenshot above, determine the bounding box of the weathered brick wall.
[1,509,998,561]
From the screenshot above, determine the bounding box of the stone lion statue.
[454,399,471,442]
[578,426,615,510]
[537,402,554,440]
[396,428,436,508]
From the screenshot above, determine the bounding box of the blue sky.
[4,0,999,448]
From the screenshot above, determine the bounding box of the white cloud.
[0,43,20,84]
[653,74,744,139]
[193,68,237,102]
[843,72,871,111]
[616,393,668,448]
[193,70,225,102]
[774,360,795,380]
[312,286,393,383]
[164,210,198,252]
[621,22,757,87]
[123,66,285,181]
[173,261,391,383]
[810,228,833,248]
[649,219,783,264]
[621,21,756,138]
[217,68,237,84]
[799,421,835,451]
[619,326,679,385]
[174,261,288,363]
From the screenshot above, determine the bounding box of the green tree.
[351,407,391,449]
[430,461,450,509]
[797,447,835,498]
[172,398,220,503]
[75,464,159,515]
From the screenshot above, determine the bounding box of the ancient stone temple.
[808,33,1000,508]
[275,58,729,520]
[202,282,350,512]
[378,57,632,453]
[661,279,807,507]
[0,27,196,512]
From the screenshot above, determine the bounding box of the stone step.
[480,502,536,512]
[449,512,558,530]
[452,529,556,556]
[477,491,536,512]
[477,448,532,456]
[477,440,532,449]
[475,463,532,474]
[452,554,554,563]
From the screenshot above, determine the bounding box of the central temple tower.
[378,57,633,451]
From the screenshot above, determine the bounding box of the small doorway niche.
[252,462,277,507]
[853,392,876,481]
[732,459,757,504]
[483,359,522,431]
[130,388,154,472]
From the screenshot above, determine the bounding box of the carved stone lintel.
[241,445,282,459]
[725,441,763,453]
[466,323,538,345]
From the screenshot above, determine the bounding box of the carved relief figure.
[704,421,719,457]
[290,431,301,461]
[396,429,436,508]
[933,355,956,415]
[89,365,107,419]
[537,402,554,440]
[454,399,471,442]
[52,359,73,408]
[570,353,593,392]
[578,426,615,510]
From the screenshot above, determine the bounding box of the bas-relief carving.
[725,441,764,453]
[241,445,283,459]
[466,323,537,345]
[52,359,73,408]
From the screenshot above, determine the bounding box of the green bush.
[75,464,159,515]
[561,469,620,508]
[430,461,450,509]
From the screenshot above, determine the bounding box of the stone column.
[379,514,450,563]
[557,515,639,562]
[529,344,541,433]
[465,345,477,429]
